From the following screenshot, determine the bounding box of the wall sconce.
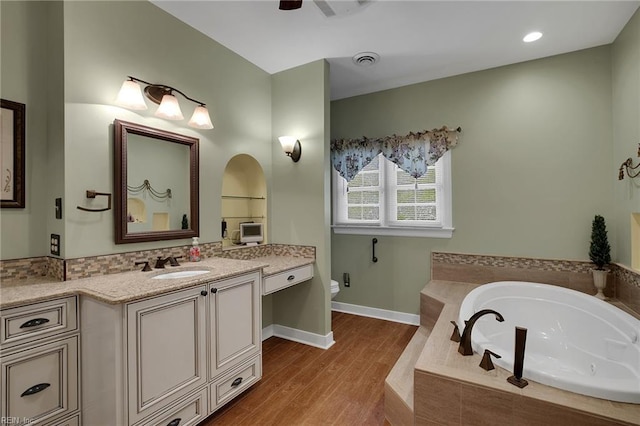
[618,143,640,180]
[278,136,302,162]
[115,76,214,129]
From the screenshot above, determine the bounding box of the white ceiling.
[152,0,640,100]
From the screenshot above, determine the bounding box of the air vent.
[352,52,379,66]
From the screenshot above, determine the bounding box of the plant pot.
[591,269,609,300]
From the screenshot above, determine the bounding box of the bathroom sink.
[152,270,210,280]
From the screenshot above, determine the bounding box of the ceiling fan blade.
[279,0,302,10]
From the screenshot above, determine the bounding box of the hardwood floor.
[201,311,417,426]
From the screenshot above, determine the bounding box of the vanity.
[0,253,314,426]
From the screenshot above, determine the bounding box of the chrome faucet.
[458,309,504,356]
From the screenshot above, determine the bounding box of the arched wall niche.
[221,154,267,248]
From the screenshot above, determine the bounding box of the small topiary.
[182,214,189,230]
[589,215,611,270]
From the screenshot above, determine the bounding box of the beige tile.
[421,294,444,329]
[431,263,495,284]
[415,415,454,426]
[460,385,513,426]
[414,372,461,424]
[385,385,413,426]
[512,396,628,426]
[617,276,640,315]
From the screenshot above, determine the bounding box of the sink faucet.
[458,309,504,356]
[154,256,169,269]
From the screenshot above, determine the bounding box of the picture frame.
[1,99,26,208]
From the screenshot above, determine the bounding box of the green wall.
[612,9,640,268]
[331,46,616,315]
[62,1,273,258]
[0,1,63,259]
[271,60,332,336]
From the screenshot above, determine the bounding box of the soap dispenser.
[189,236,201,262]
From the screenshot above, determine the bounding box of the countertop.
[0,255,314,309]
[417,280,640,425]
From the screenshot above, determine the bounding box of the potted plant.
[589,214,611,300]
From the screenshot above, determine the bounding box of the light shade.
[155,94,184,120]
[279,136,297,153]
[188,105,214,129]
[278,136,301,162]
[115,80,147,110]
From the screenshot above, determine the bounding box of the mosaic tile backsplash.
[431,251,640,314]
[0,242,315,282]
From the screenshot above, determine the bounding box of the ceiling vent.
[352,52,379,67]
[313,0,372,18]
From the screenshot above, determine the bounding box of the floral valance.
[330,126,460,182]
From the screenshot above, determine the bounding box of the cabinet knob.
[287,275,295,281]
[231,377,243,387]
[200,290,208,296]
[211,288,218,294]
[166,418,181,426]
[21,383,51,397]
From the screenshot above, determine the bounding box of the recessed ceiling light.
[523,31,543,43]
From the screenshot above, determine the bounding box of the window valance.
[330,126,460,182]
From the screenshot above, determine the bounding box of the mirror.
[114,119,199,244]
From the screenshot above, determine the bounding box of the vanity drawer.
[142,388,208,426]
[262,264,313,295]
[1,336,79,425]
[210,355,261,413]
[1,297,78,349]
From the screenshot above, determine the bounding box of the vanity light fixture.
[278,136,302,162]
[115,76,214,129]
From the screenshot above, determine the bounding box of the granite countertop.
[417,280,640,425]
[0,255,313,309]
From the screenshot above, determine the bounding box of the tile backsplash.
[431,251,640,315]
[0,242,315,282]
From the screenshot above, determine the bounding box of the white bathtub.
[458,281,640,404]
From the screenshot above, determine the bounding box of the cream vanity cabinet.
[0,297,80,426]
[262,263,314,295]
[82,271,261,426]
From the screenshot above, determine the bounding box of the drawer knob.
[21,382,51,397]
[200,290,208,296]
[167,418,181,426]
[231,377,243,387]
[287,275,295,281]
[19,317,50,329]
[211,288,218,294]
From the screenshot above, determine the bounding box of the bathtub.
[458,281,640,404]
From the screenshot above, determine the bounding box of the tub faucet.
[458,309,505,356]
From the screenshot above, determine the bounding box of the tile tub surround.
[431,251,640,313]
[0,256,268,309]
[415,280,640,426]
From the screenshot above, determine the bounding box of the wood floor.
[201,311,417,426]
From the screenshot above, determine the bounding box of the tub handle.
[449,321,461,343]
[479,349,501,371]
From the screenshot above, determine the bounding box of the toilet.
[331,280,340,299]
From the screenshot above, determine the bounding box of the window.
[332,151,453,238]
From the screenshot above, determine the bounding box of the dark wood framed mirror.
[114,119,199,244]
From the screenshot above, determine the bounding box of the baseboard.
[262,323,335,349]
[331,301,420,326]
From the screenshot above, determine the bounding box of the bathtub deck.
[385,280,640,425]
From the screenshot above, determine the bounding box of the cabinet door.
[209,272,260,379]
[1,336,78,425]
[127,286,208,425]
